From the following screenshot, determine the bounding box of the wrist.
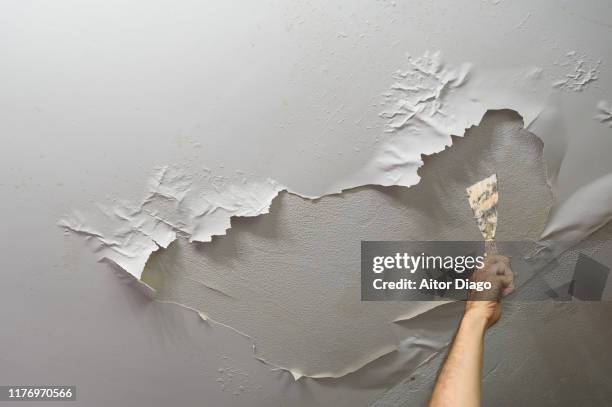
[462,307,491,332]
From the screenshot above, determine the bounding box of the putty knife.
[466,174,498,254]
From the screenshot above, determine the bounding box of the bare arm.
[429,255,514,407]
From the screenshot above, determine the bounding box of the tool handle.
[485,239,498,255]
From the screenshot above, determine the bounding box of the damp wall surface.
[2,0,612,406]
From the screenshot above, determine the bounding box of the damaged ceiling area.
[3,0,612,406]
[140,110,552,379]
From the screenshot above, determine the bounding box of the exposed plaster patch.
[140,110,553,379]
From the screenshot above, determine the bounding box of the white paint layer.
[59,51,549,279]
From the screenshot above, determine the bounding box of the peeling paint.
[552,51,601,92]
[4,0,612,405]
[59,50,550,279]
[539,172,612,259]
[379,51,471,134]
[594,100,612,127]
[140,110,553,379]
[59,167,284,279]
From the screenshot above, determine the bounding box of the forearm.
[429,310,488,407]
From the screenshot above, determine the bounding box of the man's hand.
[465,255,515,329]
[429,255,515,407]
